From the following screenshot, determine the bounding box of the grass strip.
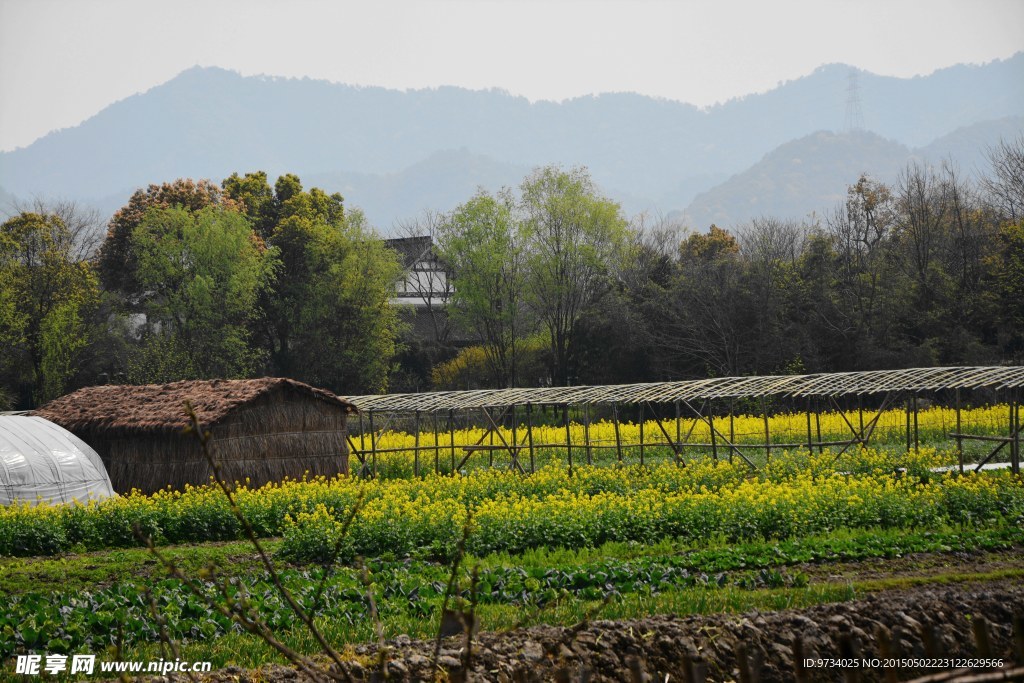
[479,525,1024,571]
[0,541,278,596]
[853,566,1024,592]
[3,525,1022,598]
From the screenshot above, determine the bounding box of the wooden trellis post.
[708,406,718,462]
[413,410,421,477]
[563,404,573,475]
[432,411,440,474]
[905,395,912,453]
[583,404,593,465]
[486,408,494,468]
[511,404,518,472]
[613,403,623,463]
[912,394,920,451]
[638,403,645,466]
[526,402,536,473]
[675,400,681,453]
[805,399,814,450]
[449,409,456,473]
[1007,395,1015,475]
[1011,392,1020,475]
[955,389,963,474]
[761,397,771,462]
[858,396,865,441]
[728,408,735,464]
[358,412,367,477]
[814,399,823,455]
[368,410,377,478]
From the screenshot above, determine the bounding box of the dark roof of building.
[34,378,356,434]
[385,235,434,269]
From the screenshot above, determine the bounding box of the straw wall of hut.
[34,378,355,494]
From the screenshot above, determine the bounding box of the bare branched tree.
[896,161,950,287]
[823,175,902,365]
[981,135,1024,223]
[392,209,456,345]
[940,162,993,317]
[12,197,105,261]
[628,211,687,257]
[738,217,806,276]
[654,226,754,376]
[619,211,685,293]
[738,217,809,370]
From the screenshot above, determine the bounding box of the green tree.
[221,171,277,239]
[573,215,683,385]
[656,225,756,376]
[127,205,276,383]
[737,217,807,373]
[824,174,907,368]
[891,162,999,364]
[0,212,99,405]
[222,171,346,241]
[984,220,1024,360]
[520,166,629,385]
[437,189,526,387]
[222,172,400,393]
[97,179,242,297]
[292,210,403,395]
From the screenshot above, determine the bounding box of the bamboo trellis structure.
[340,366,1023,477]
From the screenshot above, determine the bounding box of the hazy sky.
[1,0,1022,152]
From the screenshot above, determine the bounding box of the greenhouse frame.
[0,415,116,505]
[340,366,1023,477]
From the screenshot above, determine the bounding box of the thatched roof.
[34,378,357,434]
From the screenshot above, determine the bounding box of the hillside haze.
[1,55,1022,229]
[682,116,1024,228]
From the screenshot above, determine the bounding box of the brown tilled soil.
[175,578,1024,683]
[793,548,1024,584]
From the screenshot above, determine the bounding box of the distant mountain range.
[683,116,1024,228]
[305,149,532,228]
[0,185,17,212]
[1,55,1022,231]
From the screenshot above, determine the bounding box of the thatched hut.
[34,378,356,493]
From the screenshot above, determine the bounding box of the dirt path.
[795,547,1024,584]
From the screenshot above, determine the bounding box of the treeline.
[1,140,1022,408]
[0,174,401,408]
[407,139,1024,390]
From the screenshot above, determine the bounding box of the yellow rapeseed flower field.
[354,404,1012,477]
[2,445,1021,559]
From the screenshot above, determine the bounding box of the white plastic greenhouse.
[0,415,116,505]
